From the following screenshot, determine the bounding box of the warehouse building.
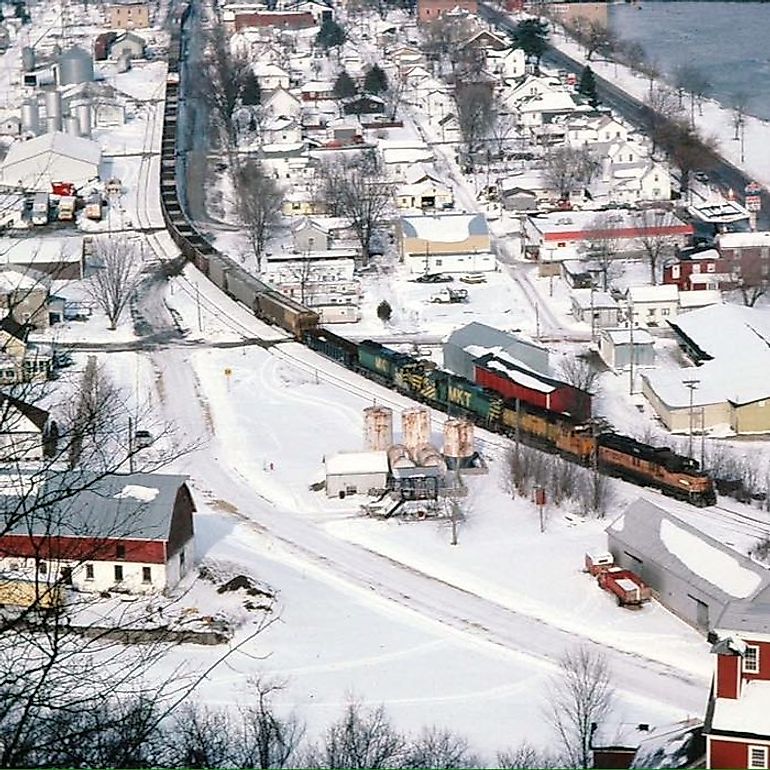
[444,322,549,381]
[599,327,655,371]
[325,451,389,498]
[0,132,101,192]
[607,498,770,630]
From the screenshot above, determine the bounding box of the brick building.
[417,0,478,22]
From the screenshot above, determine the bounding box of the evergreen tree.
[577,65,599,107]
[241,70,262,106]
[377,300,392,322]
[333,70,357,100]
[363,64,388,95]
[316,18,346,51]
[509,18,549,65]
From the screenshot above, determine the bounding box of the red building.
[662,248,731,291]
[716,231,770,294]
[473,353,591,421]
[417,0,478,22]
[234,10,315,31]
[705,601,770,769]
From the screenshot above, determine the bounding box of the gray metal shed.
[599,327,655,371]
[443,322,549,381]
[606,499,770,631]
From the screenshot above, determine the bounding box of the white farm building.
[325,451,389,498]
[0,132,101,191]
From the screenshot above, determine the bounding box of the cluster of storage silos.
[363,406,475,471]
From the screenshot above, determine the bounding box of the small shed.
[571,289,620,329]
[325,451,389,498]
[599,327,655,371]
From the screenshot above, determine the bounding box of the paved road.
[479,3,770,230]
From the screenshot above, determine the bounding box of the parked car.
[414,273,453,284]
[459,273,487,284]
[134,430,153,449]
[430,287,468,304]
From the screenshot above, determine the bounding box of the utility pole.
[590,282,595,342]
[683,379,700,459]
[535,303,540,340]
[196,284,202,331]
[128,416,134,473]
[700,406,706,470]
[628,298,635,395]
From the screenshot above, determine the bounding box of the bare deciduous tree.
[402,726,480,768]
[573,19,616,61]
[585,213,625,292]
[85,236,144,330]
[642,86,681,156]
[455,84,495,169]
[542,146,600,201]
[559,356,600,395]
[304,700,406,769]
[321,152,394,265]
[235,160,283,264]
[498,742,558,768]
[731,92,749,140]
[635,207,681,285]
[545,646,614,769]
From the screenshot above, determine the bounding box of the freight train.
[157,7,717,508]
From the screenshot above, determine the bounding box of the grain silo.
[401,407,430,454]
[43,89,62,130]
[363,405,393,452]
[74,101,91,137]
[58,46,94,86]
[21,46,35,72]
[63,115,80,136]
[21,99,39,135]
[443,418,475,469]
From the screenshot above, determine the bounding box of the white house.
[1,132,101,191]
[263,86,302,118]
[628,284,680,327]
[396,164,454,210]
[488,46,526,80]
[325,451,389,498]
[0,472,196,595]
[262,115,302,145]
[254,62,291,92]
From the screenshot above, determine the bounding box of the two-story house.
[706,600,770,769]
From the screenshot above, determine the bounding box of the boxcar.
[474,353,591,422]
[254,289,319,337]
[208,253,232,290]
[304,329,358,368]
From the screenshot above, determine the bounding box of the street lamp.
[683,379,700,459]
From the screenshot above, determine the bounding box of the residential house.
[381,140,435,180]
[1,236,85,280]
[395,165,453,210]
[0,472,195,594]
[436,113,462,144]
[705,601,770,769]
[398,212,494,274]
[0,316,51,384]
[0,394,50,461]
[253,62,291,92]
[106,0,150,29]
[0,269,52,329]
[343,95,385,116]
[487,46,526,81]
[460,29,508,53]
[292,217,332,252]
[607,498,770,631]
[663,248,733,291]
[599,327,655,371]
[290,0,333,23]
[262,115,302,145]
[570,289,620,329]
[94,31,117,60]
[263,86,302,119]
[107,31,145,59]
[301,80,335,101]
[628,284,680,328]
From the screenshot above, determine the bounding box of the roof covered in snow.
[0,472,189,542]
[629,719,704,769]
[629,284,679,304]
[608,499,770,603]
[712,679,770,737]
[602,327,655,346]
[400,213,488,243]
[325,451,389,476]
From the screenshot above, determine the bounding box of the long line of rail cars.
[158,8,716,508]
